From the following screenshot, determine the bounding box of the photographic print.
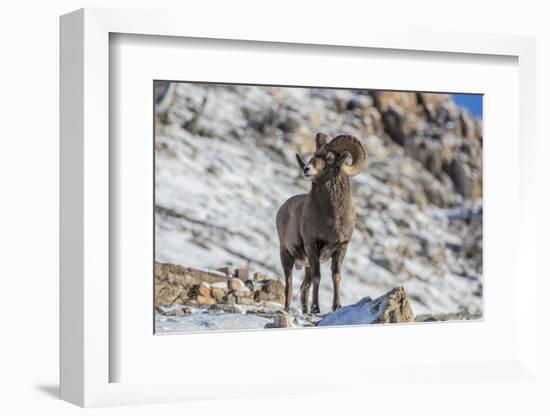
[154,81,483,334]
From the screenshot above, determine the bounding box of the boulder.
[198,285,212,298]
[265,312,295,328]
[257,279,285,304]
[155,284,188,306]
[317,287,415,326]
[233,288,252,298]
[228,278,245,290]
[235,268,250,280]
[253,272,265,281]
[155,262,228,288]
[216,266,231,275]
[197,295,216,305]
[211,287,228,302]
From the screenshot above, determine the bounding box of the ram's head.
[296,133,366,182]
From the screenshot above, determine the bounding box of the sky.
[451,94,483,118]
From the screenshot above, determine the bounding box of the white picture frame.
[60,8,538,408]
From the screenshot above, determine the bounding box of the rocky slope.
[154,262,423,333]
[155,82,483,317]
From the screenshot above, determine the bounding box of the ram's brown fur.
[276,133,366,313]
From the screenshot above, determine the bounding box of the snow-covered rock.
[318,286,414,327]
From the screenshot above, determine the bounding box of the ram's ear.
[295,153,307,170]
[316,133,329,149]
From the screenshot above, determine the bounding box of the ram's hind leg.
[280,249,295,312]
[300,267,312,314]
[331,244,348,311]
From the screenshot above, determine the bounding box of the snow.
[211,281,229,289]
[155,313,271,334]
[317,301,381,327]
[157,304,187,314]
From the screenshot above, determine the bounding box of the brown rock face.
[374,91,420,114]
[370,90,482,204]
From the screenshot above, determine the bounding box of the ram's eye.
[325,152,336,163]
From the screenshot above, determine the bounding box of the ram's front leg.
[300,267,312,314]
[305,243,321,314]
[331,244,348,311]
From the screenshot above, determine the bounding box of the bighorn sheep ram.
[276,133,366,314]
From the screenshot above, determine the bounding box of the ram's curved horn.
[326,135,366,177]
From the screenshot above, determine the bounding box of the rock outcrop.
[317,286,415,327]
[155,262,285,309]
[156,263,425,332]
